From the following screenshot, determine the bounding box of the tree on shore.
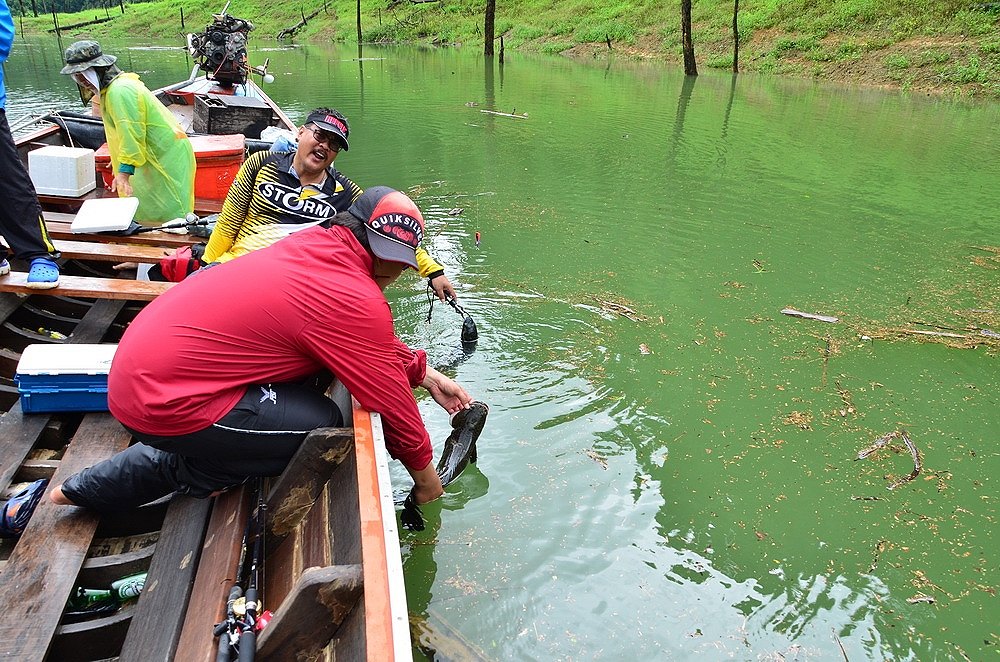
[681,0,697,76]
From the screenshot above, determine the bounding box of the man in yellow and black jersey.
[202,108,457,300]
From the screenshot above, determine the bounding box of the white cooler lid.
[71,197,139,233]
[16,344,118,375]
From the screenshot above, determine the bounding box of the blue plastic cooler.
[14,344,117,413]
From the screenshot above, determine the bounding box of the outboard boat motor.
[186,8,255,86]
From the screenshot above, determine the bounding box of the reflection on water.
[6,35,998,660]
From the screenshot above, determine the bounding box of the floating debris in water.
[592,297,646,322]
[639,343,652,355]
[855,429,922,490]
[907,594,936,604]
[897,329,967,339]
[584,449,608,470]
[480,109,528,119]
[781,308,840,323]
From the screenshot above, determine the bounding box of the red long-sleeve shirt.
[108,224,433,470]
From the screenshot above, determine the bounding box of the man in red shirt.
[50,187,472,512]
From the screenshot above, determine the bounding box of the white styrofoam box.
[28,145,97,197]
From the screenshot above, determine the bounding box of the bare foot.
[49,484,75,505]
[113,261,138,271]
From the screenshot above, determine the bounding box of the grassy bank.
[17,0,1000,98]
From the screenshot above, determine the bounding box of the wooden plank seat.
[45,212,204,249]
[53,239,172,264]
[0,272,173,301]
[257,564,364,661]
[38,188,223,217]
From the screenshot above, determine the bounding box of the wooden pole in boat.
[50,5,59,37]
[119,0,124,14]
[179,6,184,28]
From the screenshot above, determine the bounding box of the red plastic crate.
[95,133,246,202]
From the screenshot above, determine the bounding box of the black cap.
[305,110,349,151]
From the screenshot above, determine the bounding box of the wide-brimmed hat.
[347,186,424,269]
[60,41,117,75]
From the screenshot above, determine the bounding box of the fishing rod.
[135,216,213,234]
[214,481,254,662]
[238,478,266,662]
[7,111,58,134]
[214,477,267,662]
[105,216,213,236]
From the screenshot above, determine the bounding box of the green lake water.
[5,35,998,661]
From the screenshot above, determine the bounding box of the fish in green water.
[437,401,489,486]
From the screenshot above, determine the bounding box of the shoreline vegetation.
[13,0,1000,99]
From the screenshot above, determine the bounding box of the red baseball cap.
[348,187,425,268]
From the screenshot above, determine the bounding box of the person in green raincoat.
[60,41,195,223]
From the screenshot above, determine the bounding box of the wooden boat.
[0,13,413,661]
[0,272,414,661]
[14,12,295,218]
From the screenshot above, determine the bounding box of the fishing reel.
[187,10,255,86]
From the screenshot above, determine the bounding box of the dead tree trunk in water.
[484,0,495,57]
[356,0,362,43]
[732,0,740,73]
[681,0,697,76]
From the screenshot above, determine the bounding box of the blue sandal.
[0,479,49,537]
[27,257,60,289]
